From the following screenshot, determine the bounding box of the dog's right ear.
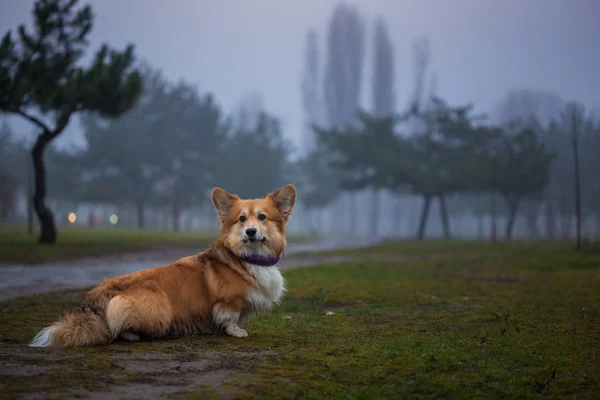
[212,188,238,222]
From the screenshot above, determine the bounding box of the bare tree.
[409,36,431,114]
[372,17,395,118]
[370,16,395,237]
[323,2,366,235]
[324,3,366,128]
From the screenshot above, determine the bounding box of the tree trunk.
[347,192,356,236]
[545,197,555,240]
[136,201,145,229]
[477,213,484,240]
[417,195,431,240]
[184,212,193,231]
[571,109,582,250]
[26,153,34,235]
[31,134,57,244]
[163,207,170,231]
[524,201,540,239]
[393,197,402,237]
[438,193,451,239]
[490,191,497,242]
[504,197,520,241]
[370,188,379,237]
[559,176,569,240]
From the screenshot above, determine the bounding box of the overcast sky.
[1,0,599,152]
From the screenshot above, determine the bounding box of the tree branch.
[16,109,51,134]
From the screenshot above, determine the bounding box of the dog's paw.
[226,326,249,338]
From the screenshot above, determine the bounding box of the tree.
[300,28,321,155]
[492,124,556,240]
[214,112,291,199]
[75,66,165,228]
[316,98,494,240]
[569,103,582,250]
[369,16,395,236]
[314,111,414,235]
[0,121,21,221]
[578,116,600,240]
[45,144,82,222]
[542,102,600,242]
[323,2,366,235]
[408,36,432,114]
[405,97,489,239]
[495,88,563,128]
[0,0,142,244]
[292,149,341,233]
[153,82,226,231]
[233,91,264,133]
[75,66,226,231]
[494,88,564,239]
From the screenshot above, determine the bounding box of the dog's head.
[212,184,296,263]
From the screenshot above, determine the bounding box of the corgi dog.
[30,184,296,348]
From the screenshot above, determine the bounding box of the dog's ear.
[212,188,238,222]
[269,184,296,222]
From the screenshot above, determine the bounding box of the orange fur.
[30,184,296,348]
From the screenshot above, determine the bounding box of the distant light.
[68,212,76,223]
[109,214,118,225]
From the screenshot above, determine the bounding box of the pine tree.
[0,0,143,244]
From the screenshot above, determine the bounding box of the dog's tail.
[29,303,112,348]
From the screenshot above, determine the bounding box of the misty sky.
[1,0,599,153]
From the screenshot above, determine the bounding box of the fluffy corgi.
[30,184,296,347]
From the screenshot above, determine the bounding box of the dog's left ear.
[269,184,296,222]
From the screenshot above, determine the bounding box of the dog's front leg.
[213,301,248,338]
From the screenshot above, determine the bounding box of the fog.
[1,0,599,241]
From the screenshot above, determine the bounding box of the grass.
[299,237,600,259]
[1,241,599,398]
[0,224,310,265]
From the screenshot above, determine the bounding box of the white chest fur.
[244,264,285,312]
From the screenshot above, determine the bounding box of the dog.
[30,184,296,347]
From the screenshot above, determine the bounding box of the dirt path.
[0,253,397,302]
[0,249,496,303]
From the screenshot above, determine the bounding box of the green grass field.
[0,240,599,399]
[0,224,310,265]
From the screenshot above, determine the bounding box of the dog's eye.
[239,215,246,223]
[258,213,266,221]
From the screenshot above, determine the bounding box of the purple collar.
[240,254,280,267]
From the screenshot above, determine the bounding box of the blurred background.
[1,0,599,244]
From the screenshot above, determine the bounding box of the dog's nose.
[245,227,257,237]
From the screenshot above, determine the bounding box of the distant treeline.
[0,63,292,231]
